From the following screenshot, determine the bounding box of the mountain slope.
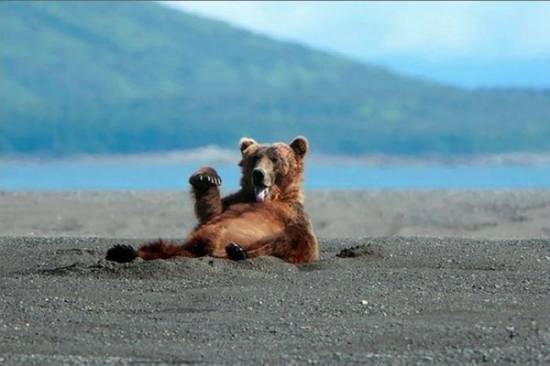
[1,1,550,156]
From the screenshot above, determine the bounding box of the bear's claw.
[189,167,222,189]
[226,242,248,261]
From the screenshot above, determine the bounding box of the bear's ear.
[290,136,308,158]
[239,137,257,154]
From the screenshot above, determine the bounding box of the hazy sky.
[162,1,550,88]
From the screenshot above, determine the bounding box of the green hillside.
[1,1,550,156]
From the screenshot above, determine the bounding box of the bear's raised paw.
[189,167,222,190]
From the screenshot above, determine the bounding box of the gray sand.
[3,190,550,239]
[1,191,550,364]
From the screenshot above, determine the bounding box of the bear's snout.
[252,168,267,186]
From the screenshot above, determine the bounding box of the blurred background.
[1,1,550,190]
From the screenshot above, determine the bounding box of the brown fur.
[133,136,319,264]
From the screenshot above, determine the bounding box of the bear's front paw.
[226,242,248,261]
[189,167,222,190]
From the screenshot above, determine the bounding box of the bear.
[106,136,319,264]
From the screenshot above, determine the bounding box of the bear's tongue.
[254,186,268,202]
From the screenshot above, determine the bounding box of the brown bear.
[106,136,319,264]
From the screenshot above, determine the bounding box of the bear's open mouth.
[254,185,270,202]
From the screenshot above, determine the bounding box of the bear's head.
[238,136,309,203]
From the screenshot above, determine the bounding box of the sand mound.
[36,243,299,283]
[336,243,385,259]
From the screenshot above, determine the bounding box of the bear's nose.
[252,169,266,186]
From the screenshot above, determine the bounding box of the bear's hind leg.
[107,239,198,262]
[137,239,196,260]
[189,167,223,225]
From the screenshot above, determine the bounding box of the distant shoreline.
[4,146,550,166]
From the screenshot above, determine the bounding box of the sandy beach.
[1,191,550,364]
[3,190,550,239]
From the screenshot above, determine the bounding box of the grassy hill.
[1,1,550,156]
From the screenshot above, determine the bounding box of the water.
[2,159,550,190]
